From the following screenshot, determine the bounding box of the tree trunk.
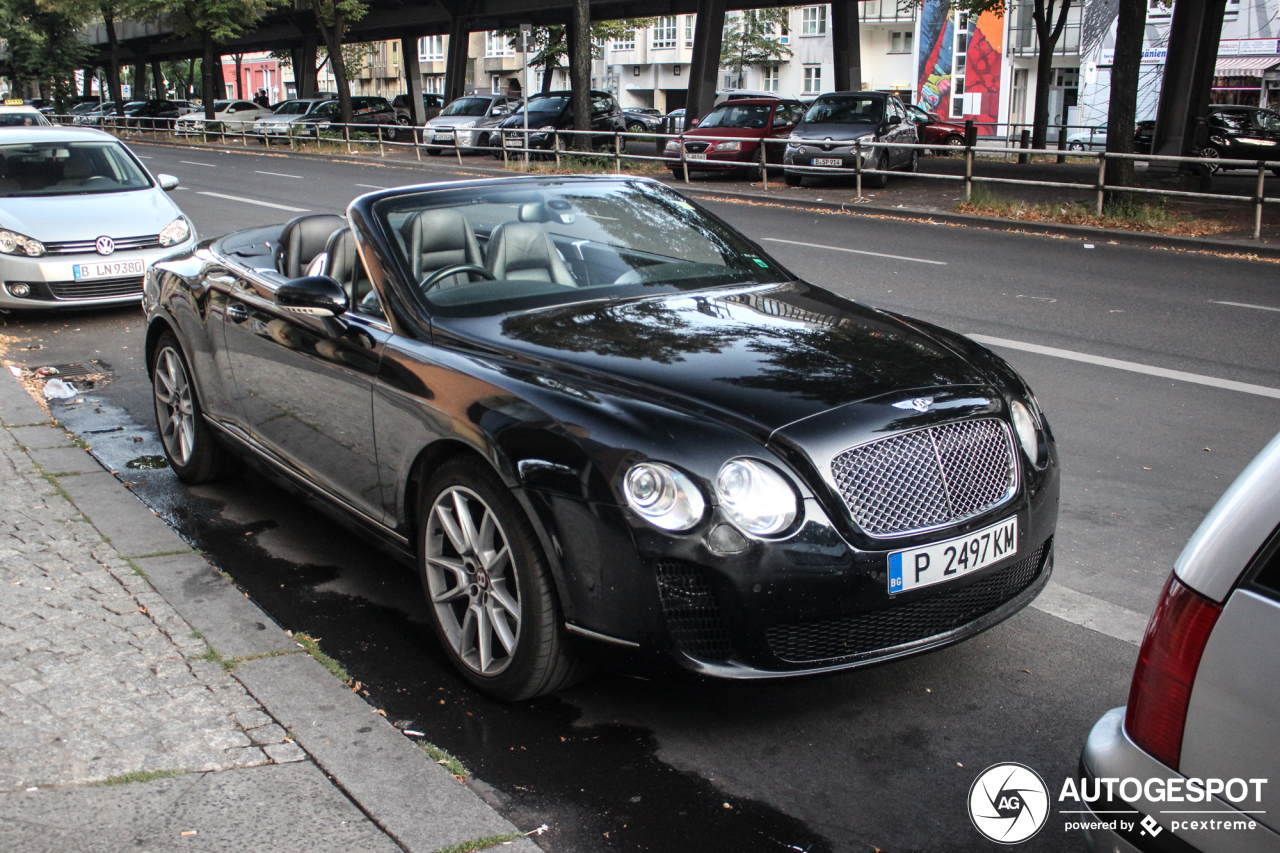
[233,54,244,100]
[102,8,125,116]
[187,58,197,98]
[202,30,217,119]
[1030,0,1073,149]
[570,0,591,150]
[541,55,557,94]
[311,0,353,124]
[1105,0,1147,190]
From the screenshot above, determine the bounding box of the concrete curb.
[126,136,1280,260]
[0,369,538,853]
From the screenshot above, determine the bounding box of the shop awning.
[1214,56,1280,76]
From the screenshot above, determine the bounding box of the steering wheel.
[420,263,495,292]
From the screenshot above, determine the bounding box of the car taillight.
[1124,572,1222,770]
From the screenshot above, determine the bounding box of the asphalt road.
[5,140,1279,853]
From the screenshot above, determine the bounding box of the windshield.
[441,98,492,117]
[0,140,152,196]
[513,95,569,117]
[273,100,315,116]
[803,97,884,124]
[697,104,773,129]
[373,179,788,317]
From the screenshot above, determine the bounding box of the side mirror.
[277,275,348,318]
[888,115,902,125]
[690,117,700,127]
[157,174,179,191]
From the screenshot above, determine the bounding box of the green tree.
[307,0,368,124]
[0,0,89,106]
[166,0,282,119]
[719,8,793,88]
[498,19,656,96]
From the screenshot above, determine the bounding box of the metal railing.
[54,113,1279,241]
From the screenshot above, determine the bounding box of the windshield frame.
[362,177,793,320]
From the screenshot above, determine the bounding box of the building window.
[890,31,913,53]
[492,74,503,93]
[426,75,443,93]
[653,16,677,49]
[486,32,513,57]
[418,35,444,61]
[612,31,636,51]
[685,15,694,45]
[803,65,822,93]
[780,25,790,45]
[951,77,965,117]
[763,65,780,92]
[801,6,826,36]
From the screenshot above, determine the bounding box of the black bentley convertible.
[143,176,1059,700]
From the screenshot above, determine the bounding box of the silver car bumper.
[1081,707,1280,853]
[0,241,195,310]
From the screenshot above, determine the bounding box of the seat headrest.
[274,214,346,279]
[485,221,575,286]
[323,227,357,286]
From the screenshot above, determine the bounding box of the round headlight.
[623,462,705,532]
[716,459,798,537]
[1009,400,1040,463]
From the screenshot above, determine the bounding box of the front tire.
[1068,141,1086,151]
[418,457,587,700]
[151,331,231,484]
[784,171,803,187]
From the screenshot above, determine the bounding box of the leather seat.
[274,214,346,278]
[400,209,482,290]
[484,222,575,286]
[321,227,383,318]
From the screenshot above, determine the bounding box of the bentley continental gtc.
[143,176,1059,699]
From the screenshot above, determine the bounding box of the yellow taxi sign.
[3,99,25,106]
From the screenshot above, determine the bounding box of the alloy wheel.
[425,486,522,676]
[154,347,195,467]
[1200,146,1221,173]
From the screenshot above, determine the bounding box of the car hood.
[446,282,989,435]
[0,189,181,241]
[428,115,484,127]
[256,113,304,125]
[791,124,879,142]
[685,126,766,139]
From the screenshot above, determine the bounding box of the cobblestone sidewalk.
[0,423,302,791]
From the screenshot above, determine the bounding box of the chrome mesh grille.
[830,419,1015,536]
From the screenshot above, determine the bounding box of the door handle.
[227,302,249,323]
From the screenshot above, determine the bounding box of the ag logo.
[968,763,1050,844]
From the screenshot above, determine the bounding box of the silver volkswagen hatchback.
[1079,431,1280,852]
[0,126,194,310]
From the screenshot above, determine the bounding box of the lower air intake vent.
[766,539,1049,664]
[655,560,733,661]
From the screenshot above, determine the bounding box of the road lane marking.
[255,170,303,179]
[355,183,386,189]
[135,155,152,159]
[1031,581,1147,646]
[179,160,216,168]
[761,237,947,265]
[1210,299,1280,313]
[969,334,1280,400]
[196,191,309,212]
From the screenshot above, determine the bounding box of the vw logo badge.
[95,236,116,256]
[968,763,1050,844]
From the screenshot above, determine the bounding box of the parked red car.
[664,98,807,178]
[905,104,967,147]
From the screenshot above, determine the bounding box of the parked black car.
[1134,120,1155,155]
[294,96,399,140]
[143,175,1058,700]
[122,99,184,129]
[391,93,445,126]
[623,108,664,133]
[493,90,627,154]
[1202,105,1280,174]
[783,91,919,187]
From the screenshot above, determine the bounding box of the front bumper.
[545,450,1059,679]
[784,144,871,170]
[0,241,194,309]
[1080,707,1280,853]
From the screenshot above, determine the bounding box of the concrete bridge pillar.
[1151,0,1228,162]
[444,11,471,102]
[686,0,727,121]
[401,35,427,125]
[831,0,863,91]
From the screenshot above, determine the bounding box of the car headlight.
[664,140,680,152]
[716,459,798,537]
[1009,400,1043,466]
[457,120,476,129]
[158,217,191,247]
[0,229,45,257]
[712,140,742,152]
[623,462,705,532]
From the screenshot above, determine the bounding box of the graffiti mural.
[916,0,1005,134]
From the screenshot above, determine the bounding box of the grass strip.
[432,833,523,853]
